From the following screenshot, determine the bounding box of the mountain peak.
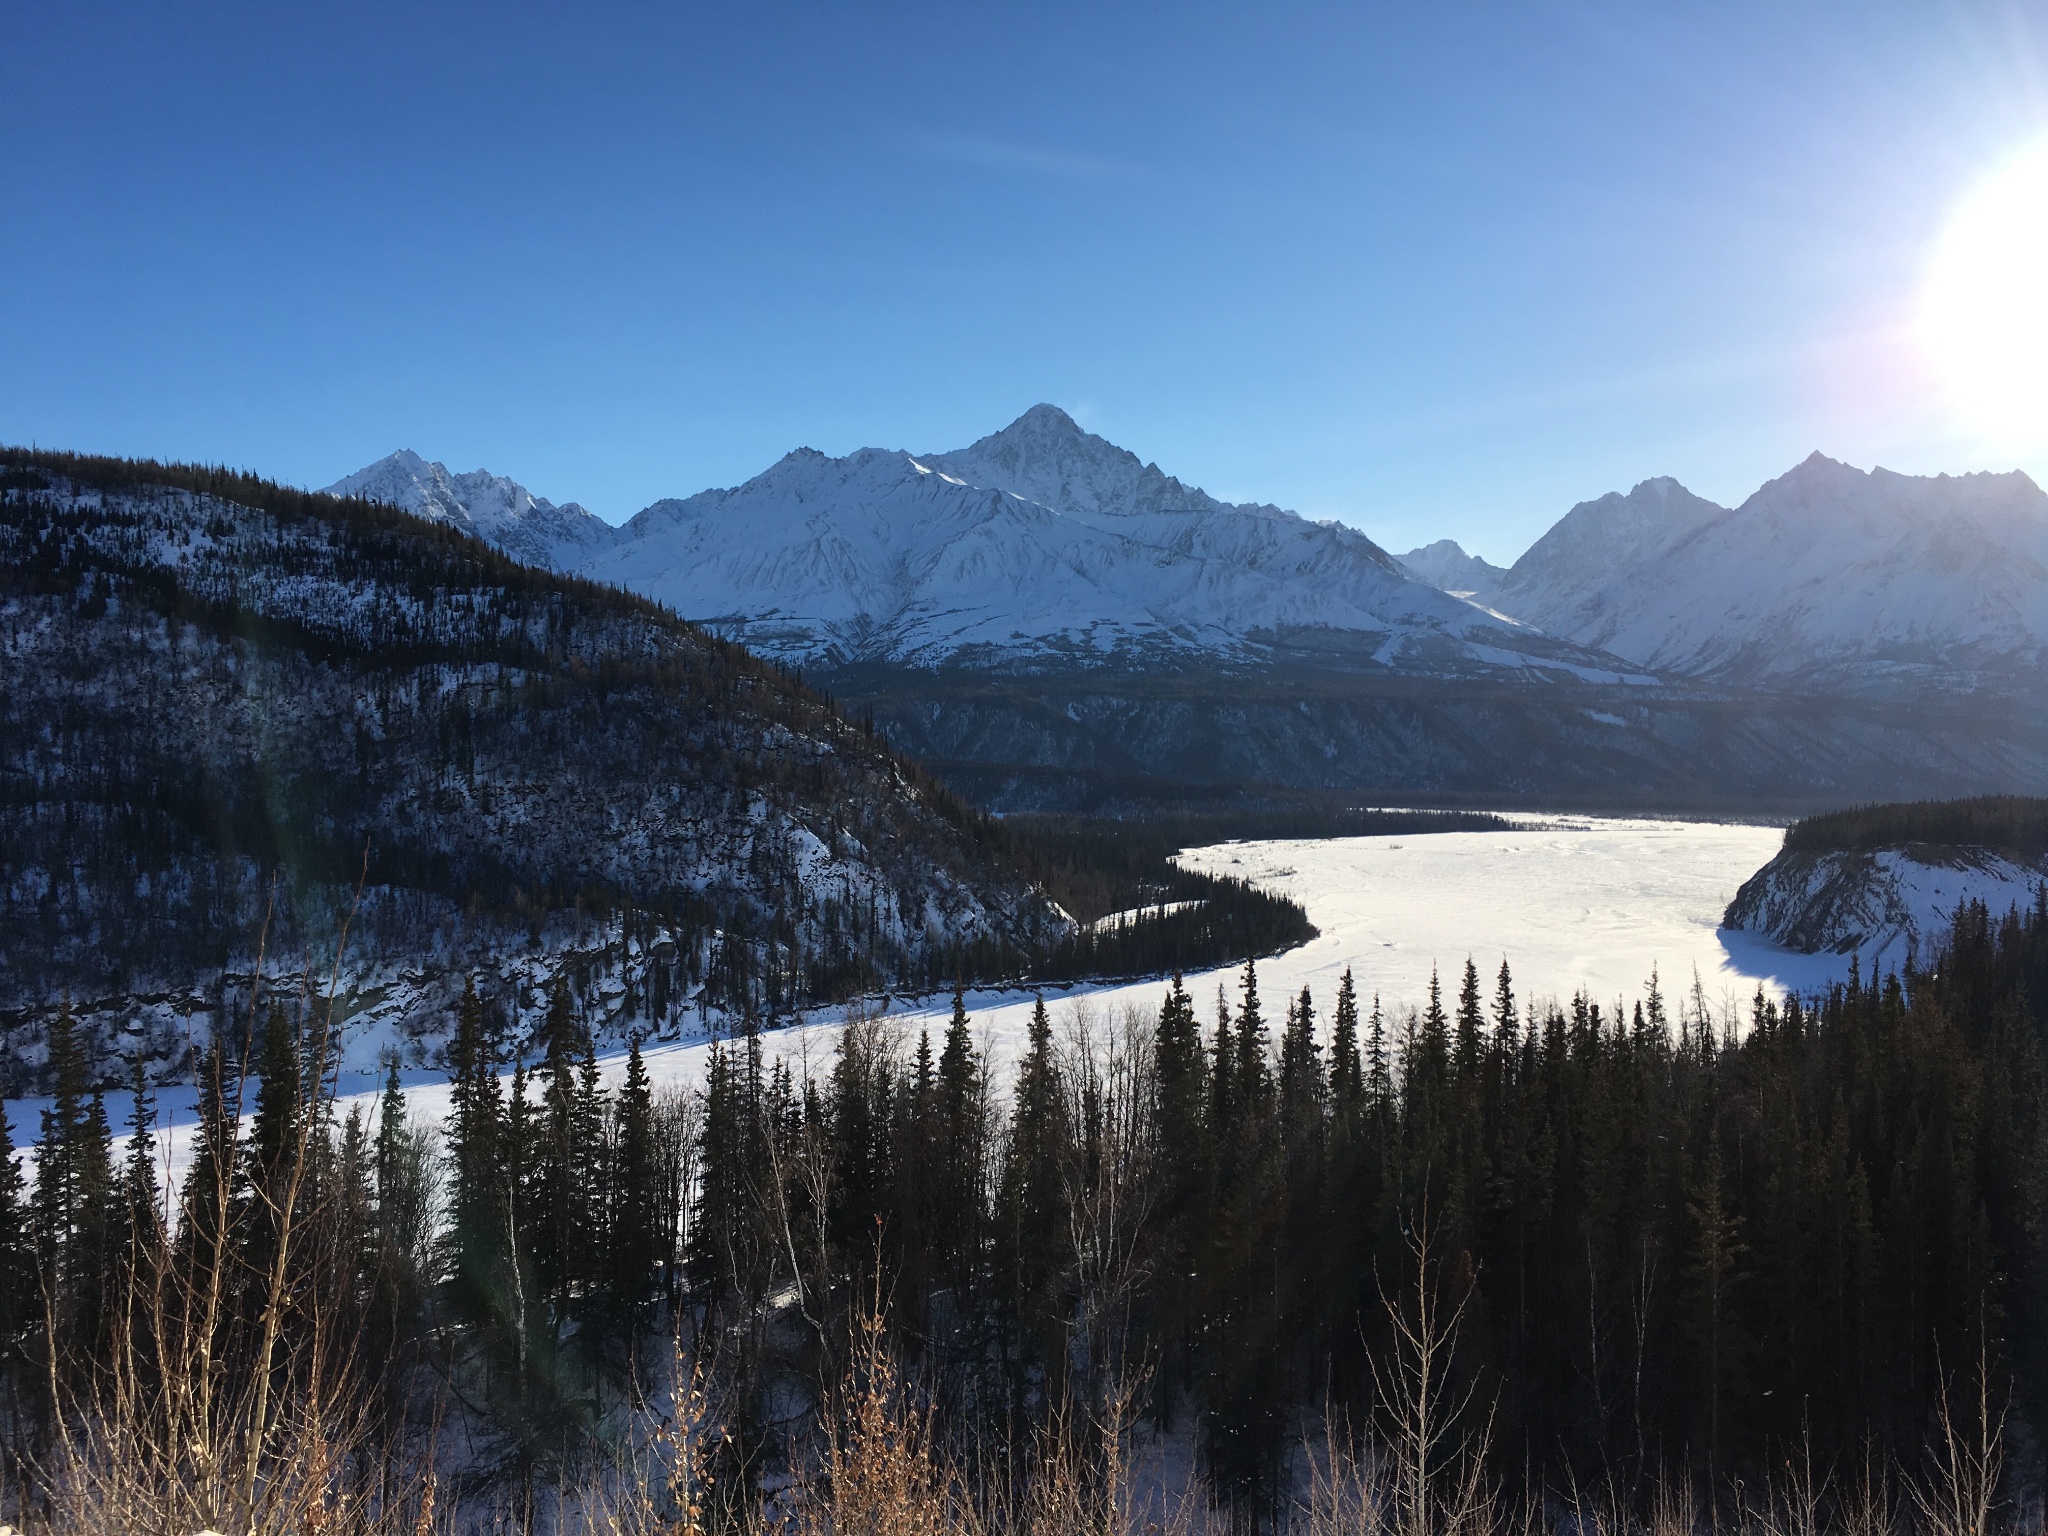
[322,452,619,571]
[1399,539,1508,597]
[1009,403,1084,436]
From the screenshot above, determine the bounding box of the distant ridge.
[1487,455,2048,694]
[325,449,620,571]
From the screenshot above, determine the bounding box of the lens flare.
[1920,138,2048,446]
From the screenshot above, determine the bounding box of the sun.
[1919,138,2048,445]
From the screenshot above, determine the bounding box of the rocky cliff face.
[1725,842,2048,972]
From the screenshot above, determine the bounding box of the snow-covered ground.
[6,815,1871,1190]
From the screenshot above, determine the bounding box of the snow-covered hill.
[1724,843,2048,973]
[324,449,620,571]
[1492,456,2048,694]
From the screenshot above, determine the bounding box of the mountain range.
[336,408,1646,684]
[1403,456,2048,696]
[327,409,2048,809]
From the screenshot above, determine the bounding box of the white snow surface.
[584,407,1579,670]
[323,449,621,571]
[1491,455,2048,689]
[10,815,1877,1193]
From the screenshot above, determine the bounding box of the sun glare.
[1920,139,2048,446]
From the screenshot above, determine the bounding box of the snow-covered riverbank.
[6,815,1862,1188]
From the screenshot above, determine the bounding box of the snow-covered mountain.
[570,406,1647,678]
[324,449,620,571]
[1491,456,2048,693]
[1398,539,1508,599]
[328,426,2048,703]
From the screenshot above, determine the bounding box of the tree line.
[5,893,2045,1523]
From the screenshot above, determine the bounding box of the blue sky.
[5,2,2046,560]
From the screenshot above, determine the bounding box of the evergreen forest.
[6,894,2045,1532]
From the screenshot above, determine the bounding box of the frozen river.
[11,814,1851,1179]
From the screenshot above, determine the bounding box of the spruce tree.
[1152,974,1206,1198]
[1454,957,1485,1080]
[1328,969,1363,1128]
[1413,966,1451,1125]
[534,978,591,1321]
[445,981,508,1323]
[242,1002,306,1287]
[1209,985,1237,1138]
[1232,959,1269,1111]
[373,1056,432,1319]
[609,1035,660,1328]
[691,1036,738,1302]
[1278,984,1323,1126]
[32,1003,87,1269]
[1492,958,1518,1044]
[572,1035,608,1317]
[0,1094,27,1353]
[178,1042,242,1305]
[119,1056,161,1265]
[33,1005,115,1349]
[935,984,985,1296]
[1365,992,1390,1126]
[896,1027,939,1289]
[1000,996,1069,1344]
[334,1105,376,1328]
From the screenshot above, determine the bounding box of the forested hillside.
[0,449,1083,1085]
[1783,795,2048,854]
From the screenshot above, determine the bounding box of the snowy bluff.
[1723,796,2048,971]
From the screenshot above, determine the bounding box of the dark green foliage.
[999,996,1069,1317]
[118,1056,162,1270]
[932,985,988,1298]
[609,1037,660,1327]
[31,1005,116,1360]
[1783,794,2048,854]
